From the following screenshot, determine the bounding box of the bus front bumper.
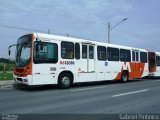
[14,75,32,85]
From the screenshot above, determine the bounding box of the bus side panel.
[141,63,149,77]
[104,61,122,80]
[155,66,160,76]
[114,62,147,80]
[32,64,58,85]
[129,62,146,79]
[75,73,97,83]
[96,61,122,81]
[96,61,105,80]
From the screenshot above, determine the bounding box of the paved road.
[0,79,160,114]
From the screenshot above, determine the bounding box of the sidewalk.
[0,80,15,88]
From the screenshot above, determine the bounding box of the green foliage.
[0,63,15,71]
[0,58,14,80]
[0,72,13,80]
[0,58,15,64]
[0,57,15,71]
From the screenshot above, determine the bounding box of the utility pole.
[48,29,50,34]
[67,34,69,37]
[108,18,128,43]
[108,22,110,43]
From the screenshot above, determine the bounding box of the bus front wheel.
[58,73,72,89]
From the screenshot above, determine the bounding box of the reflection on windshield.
[16,43,31,67]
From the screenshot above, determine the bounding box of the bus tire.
[58,73,72,89]
[121,71,128,83]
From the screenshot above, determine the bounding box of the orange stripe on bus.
[114,62,145,80]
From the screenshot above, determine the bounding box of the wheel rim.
[61,76,70,86]
[122,74,127,82]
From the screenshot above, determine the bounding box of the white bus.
[148,52,160,77]
[9,33,149,88]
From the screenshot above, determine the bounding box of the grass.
[0,72,13,80]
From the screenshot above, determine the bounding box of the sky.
[0,0,160,58]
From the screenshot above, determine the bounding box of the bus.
[8,33,149,88]
[148,52,160,77]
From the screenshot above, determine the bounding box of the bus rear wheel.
[121,71,128,83]
[58,73,72,89]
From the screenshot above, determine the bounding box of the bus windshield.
[16,35,32,67]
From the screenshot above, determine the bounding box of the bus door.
[135,50,140,71]
[81,44,95,72]
[132,50,140,72]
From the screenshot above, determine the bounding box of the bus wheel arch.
[121,70,129,83]
[58,71,74,89]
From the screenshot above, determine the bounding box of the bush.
[0,72,13,80]
[0,63,14,72]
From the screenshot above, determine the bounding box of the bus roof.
[33,32,147,52]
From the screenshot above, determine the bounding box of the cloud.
[0,0,160,58]
[0,0,136,27]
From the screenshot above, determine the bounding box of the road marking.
[70,86,106,92]
[112,89,149,97]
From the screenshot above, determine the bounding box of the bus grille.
[17,78,23,82]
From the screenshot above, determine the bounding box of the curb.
[0,82,32,89]
[0,84,14,89]
[0,83,26,89]
[0,80,15,89]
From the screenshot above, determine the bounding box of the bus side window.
[120,49,131,62]
[33,41,58,64]
[140,52,147,63]
[75,43,80,60]
[89,45,94,59]
[97,46,106,61]
[156,56,160,66]
[82,45,87,59]
[136,51,139,62]
[61,41,74,59]
[107,47,119,61]
[132,51,135,62]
